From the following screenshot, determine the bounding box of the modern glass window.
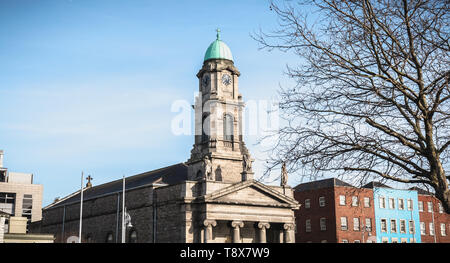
[389,198,395,209]
[379,196,386,209]
[305,219,311,232]
[418,201,424,212]
[339,195,346,206]
[223,114,234,141]
[407,199,413,211]
[305,199,310,209]
[364,197,370,208]
[320,218,326,231]
[352,196,358,207]
[398,199,405,210]
[319,197,326,207]
[390,219,397,233]
[440,224,447,236]
[0,192,16,216]
[22,194,33,221]
[341,217,348,231]
[420,222,426,235]
[400,220,406,233]
[381,219,387,232]
[429,223,435,236]
[353,218,360,231]
[427,202,433,212]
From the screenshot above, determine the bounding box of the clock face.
[222,74,232,86]
[202,75,210,89]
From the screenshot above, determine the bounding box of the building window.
[339,195,346,206]
[86,234,93,243]
[391,238,398,243]
[320,218,326,231]
[420,222,426,235]
[407,199,413,211]
[352,196,358,207]
[223,114,234,141]
[379,196,386,209]
[319,196,325,207]
[429,223,435,236]
[427,202,433,213]
[0,193,16,216]
[321,240,327,243]
[341,239,348,243]
[400,220,406,233]
[129,229,138,243]
[398,199,405,210]
[418,201,424,212]
[441,224,447,236]
[354,240,361,243]
[305,199,310,209]
[409,220,415,234]
[400,238,408,243]
[201,115,209,143]
[364,197,370,208]
[353,218,360,231]
[389,198,395,209]
[381,237,389,243]
[410,238,416,243]
[390,219,397,233]
[438,203,444,214]
[381,219,387,232]
[105,233,114,243]
[341,217,348,231]
[305,219,311,233]
[365,218,372,232]
[22,194,33,225]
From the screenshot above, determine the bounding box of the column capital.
[203,219,217,227]
[231,220,244,228]
[283,223,295,231]
[257,222,270,229]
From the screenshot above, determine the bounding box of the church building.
[31,31,300,243]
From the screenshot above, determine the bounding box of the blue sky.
[0,0,301,206]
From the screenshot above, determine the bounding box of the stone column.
[257,222,270,243]
[231,221,244,243]
[283,223,295,243]
[203,219,217,243]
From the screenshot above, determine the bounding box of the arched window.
[202,114,209,143]
[223,114,234,141]
[129,229,138,243]
[105,232,114,243]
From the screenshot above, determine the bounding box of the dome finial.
[216,28,221,40]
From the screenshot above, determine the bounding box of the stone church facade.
[31,32,299,243]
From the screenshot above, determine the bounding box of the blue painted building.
[365,183,421,243]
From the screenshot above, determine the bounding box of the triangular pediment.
[202,180,299,208]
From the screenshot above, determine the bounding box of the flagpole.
[79,171,84,243]
[121,175,125,243]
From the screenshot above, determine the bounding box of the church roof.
[44,163,188,210]
[204,30,233,62]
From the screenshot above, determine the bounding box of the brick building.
[294,178,375,243]
[414,188,450,243]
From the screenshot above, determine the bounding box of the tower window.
[202,114,210,143]
[223,114,234,141]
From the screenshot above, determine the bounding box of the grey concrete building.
[33,32,299,243]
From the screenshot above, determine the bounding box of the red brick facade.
[417,194,450,243]
[294,179,375,243]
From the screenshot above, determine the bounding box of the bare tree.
[253,0,450,213]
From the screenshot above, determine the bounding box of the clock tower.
[187,30,254,183]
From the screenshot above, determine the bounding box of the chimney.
[0,150,3,168]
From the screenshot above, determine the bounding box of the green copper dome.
[204,29,233,62]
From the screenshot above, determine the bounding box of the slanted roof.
[409,187,433,196]
[362,181,392,189]
[294,178,354,192]
[45,163,188,209]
